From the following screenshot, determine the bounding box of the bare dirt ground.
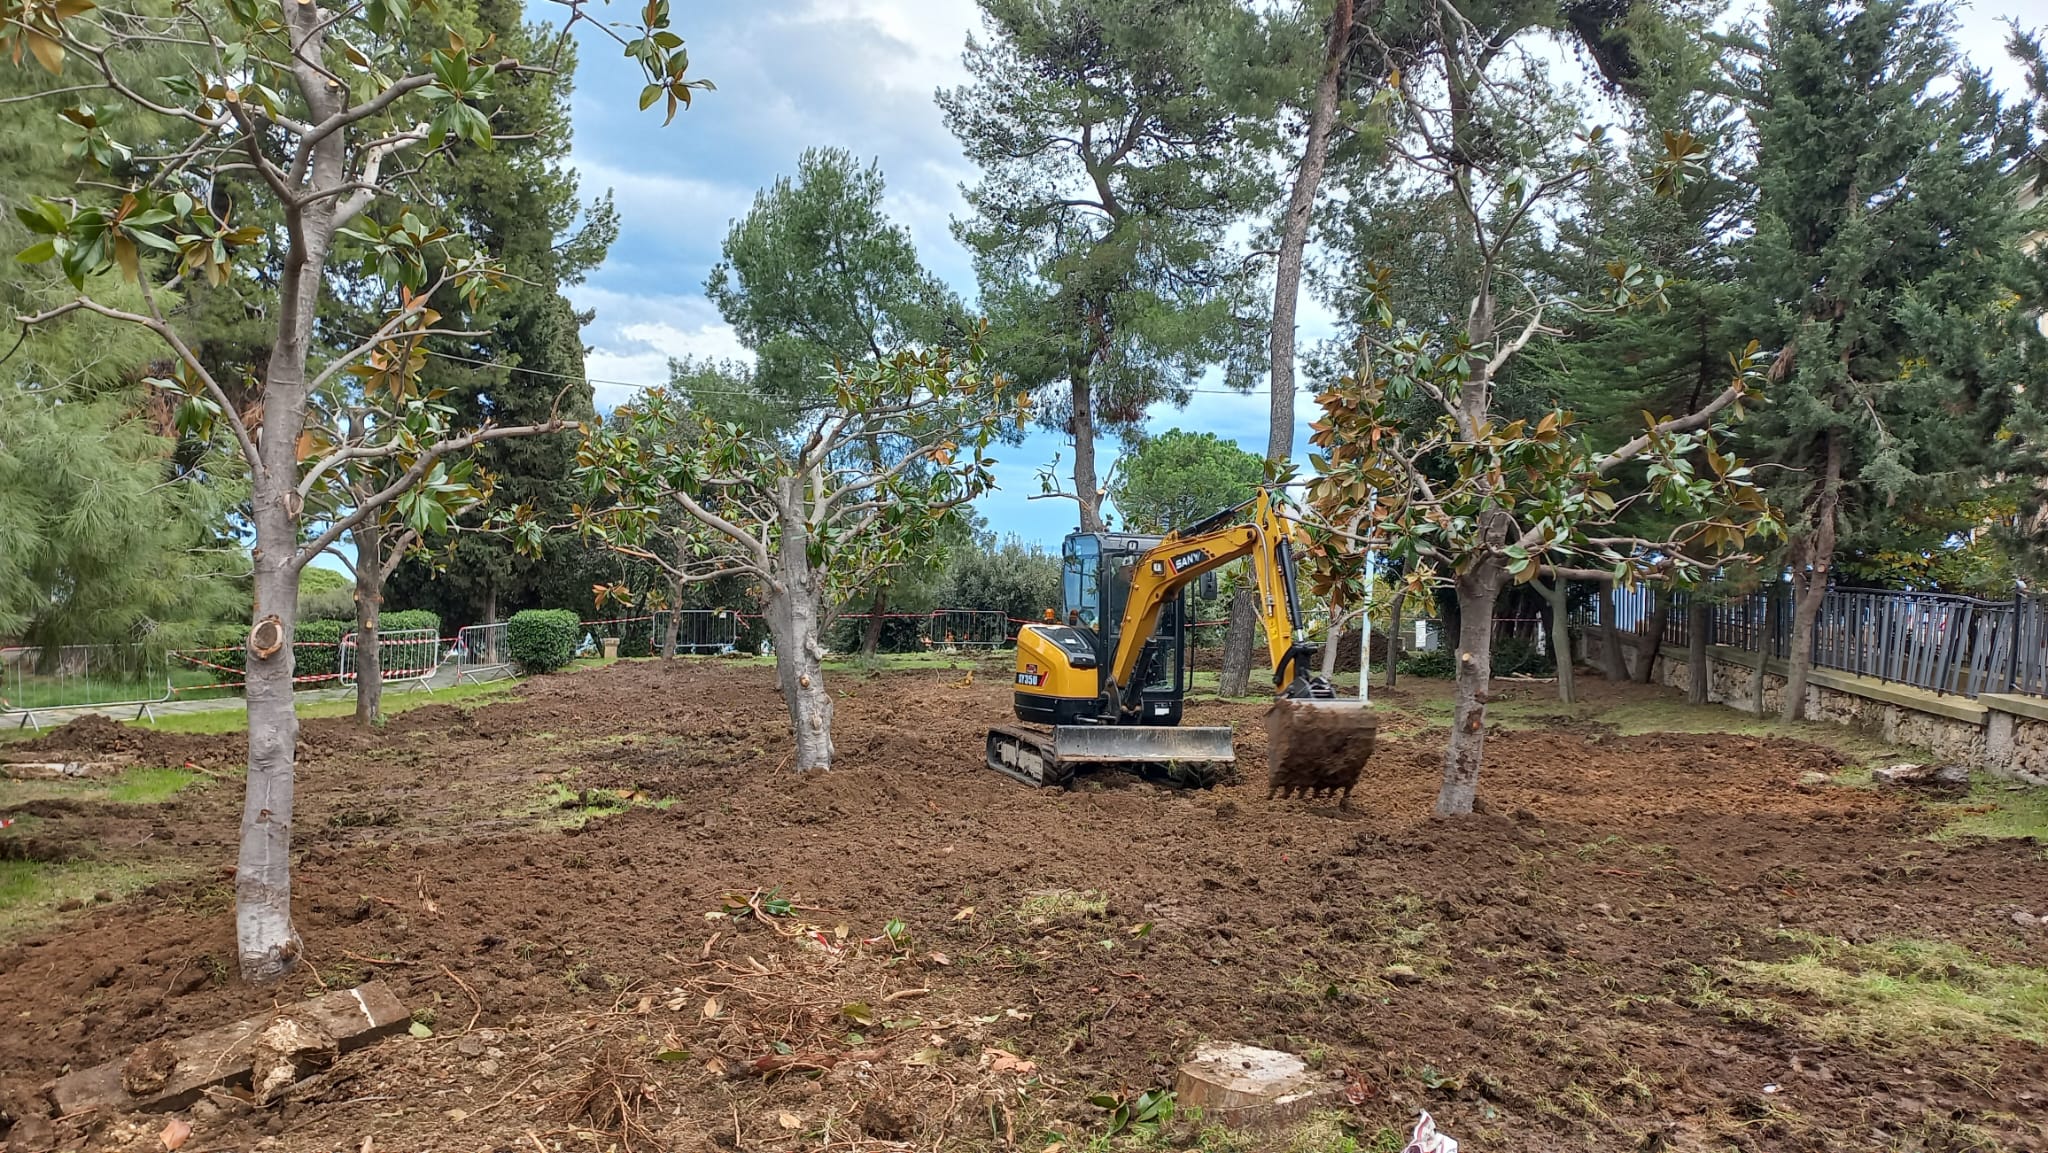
[2,659,2045,1153]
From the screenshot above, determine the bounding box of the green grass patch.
[1728,934,2048,1046]
[130,679,522,735]
[3,765,209,807]
[0,859,182,937]
[1016,888,1108,921]
[1931,784,2048,847]
[105,766,203,804]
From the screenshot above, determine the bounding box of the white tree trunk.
[768,517,835,772]
[1436,567,1503,817]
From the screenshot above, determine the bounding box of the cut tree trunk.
[350,524,384,726]
[1437,567,1504,817]
[1686,600,1710,705]
[1539,578,1574,704]
[1633,598,1669,685]
[860,587,888,658]
[1217,586,1257,698]
[1781,436,1842,722]
[769,511,835,772]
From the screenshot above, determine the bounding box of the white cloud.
[799,0,978,91]
[565,285,754,409]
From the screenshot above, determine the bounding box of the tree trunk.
[769,512,835,771]
[1539,578,1574,704]
[1596,583,1628,681]
[661,587,682,660]
[1749,577,1781,716]
[860,587,888,658]
[1267,0,1353,464]
[236,211,335,983]
[1216,585,1257,697]
[1781,436,1842,722]
[1437,566,1505,817]
[1385,587,1402,689]
[483,585,499,663]
[1069,363,1104,533]
[1319,596,1343,680]
[1686,599,1710,705]
[1633,597,1670,685]
[351,525,384,726]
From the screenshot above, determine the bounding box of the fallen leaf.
[701,996,722,1020]
[927,952,951,966]
[665,996,689,1012]
[904,1047,945,1068]
[653,1048,690,1063]
[159,1118,192,1151]
[983,1048,1037,1076]
[703,1056,730,1076]
[842,1002,876,1027]
[1004,1007,1033,1020]
[952,906,976,921]
[408,1021,433,1039]
[635,995,653,1015]
[777,1112,802,1130]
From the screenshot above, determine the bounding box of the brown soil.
[1,661,2044,1153]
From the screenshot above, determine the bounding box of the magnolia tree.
[4,0,702,980]
[1310,332,1779,815]
[575,344,1020,770]
[1304,6,1779,817]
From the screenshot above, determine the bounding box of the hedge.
[379,609,441,637]
[508,609,580,673]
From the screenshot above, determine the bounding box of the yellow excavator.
[988,489,1377,800]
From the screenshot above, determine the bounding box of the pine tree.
[1735,0,2039,718]
[941,0,1267,534]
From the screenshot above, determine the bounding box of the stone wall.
[1585,632,2041,778]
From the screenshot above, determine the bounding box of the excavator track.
[986,725,1074,788]
[986,724,1236,788]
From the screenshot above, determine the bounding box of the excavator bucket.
[1264,699,1377,805]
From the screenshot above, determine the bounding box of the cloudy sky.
[553,0,2041,548]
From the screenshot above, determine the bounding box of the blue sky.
[554,0,2037,549]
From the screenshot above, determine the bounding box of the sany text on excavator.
[987,489,1377,800]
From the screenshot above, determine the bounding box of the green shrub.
[380,609,442,637]
[508,609,580,673]
[1398,647,1458,679]
[1491,635,1554,678]
[1396,637,1553,679]
[294,619,348,679]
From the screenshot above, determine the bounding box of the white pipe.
[1361,547,1375,704]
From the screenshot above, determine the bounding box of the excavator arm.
[1104,489,1326,711]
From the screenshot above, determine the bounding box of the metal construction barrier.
[925,608,1009,650]
[651,610,739,655]
[0,643,174,729]
[449,622,515,684]
[339,628,442,692]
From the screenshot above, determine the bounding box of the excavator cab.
[991,490,1378,797]
[1015,531,1188,727]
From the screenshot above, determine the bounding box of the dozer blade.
[986,724,1237,788]
[1265,699,1377,805]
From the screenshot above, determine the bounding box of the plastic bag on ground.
[1404,1110,1458,1153]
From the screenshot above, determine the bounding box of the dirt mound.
[13,714,240,769]
[0,662,2042,1153]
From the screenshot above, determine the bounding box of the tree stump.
[1172,1043,1333,1130]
